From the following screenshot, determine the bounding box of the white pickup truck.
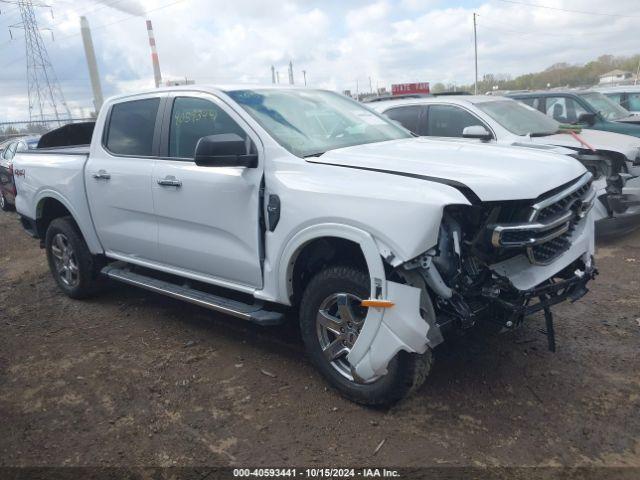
[13,86,597,405]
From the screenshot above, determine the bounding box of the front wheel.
[299,266,432,406]
[45,216,104,299]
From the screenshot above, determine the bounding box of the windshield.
[579,92,630,121]
[475,99,560,136]
[226,89,412,157]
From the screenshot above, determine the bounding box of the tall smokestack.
[146,20,162,88]
[80,16,104,112]
[288,60,294,85]
[271,65,276,84]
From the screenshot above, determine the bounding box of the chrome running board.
[101,263,283,326]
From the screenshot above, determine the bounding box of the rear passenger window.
[520,97,542,111]
[105,98,160,156]
[384,106,422,135]
[169,97,247,159]
[427,105,485,137]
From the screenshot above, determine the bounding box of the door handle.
[157,176,182,187]
[92,169,111,180]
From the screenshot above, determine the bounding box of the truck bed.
[12,147,102,254]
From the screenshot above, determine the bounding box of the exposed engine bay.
[398,172,597,349]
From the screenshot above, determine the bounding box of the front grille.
[491,173,594,265]
[536,181,591,222]
[530,234,572,264]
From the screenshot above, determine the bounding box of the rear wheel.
[299,266,432,406]
[0,190,12,211]
[45,216,103,299]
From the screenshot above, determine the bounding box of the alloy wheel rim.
[316,292,368,382]
[50,233,80,287]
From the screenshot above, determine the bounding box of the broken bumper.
[493,257,597,318]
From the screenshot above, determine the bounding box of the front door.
[152,94,263,288]
[85,96,163,261]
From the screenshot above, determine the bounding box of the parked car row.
[370,94,640,237]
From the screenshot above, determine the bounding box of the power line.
[495,0,640,19]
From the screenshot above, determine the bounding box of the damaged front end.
[401,171,597,350]
[347,172,598,383]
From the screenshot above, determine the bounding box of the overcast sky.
[0,0,639,121]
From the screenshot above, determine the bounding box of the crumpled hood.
[531,129,640,160]
[309,137,586,202]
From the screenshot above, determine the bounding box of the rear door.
[383,105,426,135]
[424,104,494,139]
[85,95,164,261]
[151,92,264,288]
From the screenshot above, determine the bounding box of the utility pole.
[302,70,307,86]
[3,0,71,125]
[473,12,478,95]
[271,65,276,84]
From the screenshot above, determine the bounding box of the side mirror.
[577,112,597,126]
[194,133,258,168]
[462,125,492,141]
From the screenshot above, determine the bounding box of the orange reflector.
[361,299,395,308]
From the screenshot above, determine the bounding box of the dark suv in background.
[507,90,640,138]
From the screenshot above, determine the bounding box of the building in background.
[599,70,633,86]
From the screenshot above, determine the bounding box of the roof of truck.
[103,84,332,105]
[367,95,510,111]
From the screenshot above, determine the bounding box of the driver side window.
[169,97,247,159]
[546,97,588,123]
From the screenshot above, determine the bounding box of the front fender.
[276,223,388,305]
[272,223,434,383]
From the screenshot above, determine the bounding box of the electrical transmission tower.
[2,0,71,125]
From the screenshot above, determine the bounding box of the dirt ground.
[0,210,639,468]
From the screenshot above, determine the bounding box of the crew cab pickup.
[12,86,597,405]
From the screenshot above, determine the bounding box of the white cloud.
[1,0,639,121]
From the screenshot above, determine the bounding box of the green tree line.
[431,53,640,94]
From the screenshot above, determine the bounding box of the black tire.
[299,266,432,406]
[45,216,104,299]
[0,190,12,211]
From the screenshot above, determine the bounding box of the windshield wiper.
[303,151,326,158]
[529,131,556,137]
